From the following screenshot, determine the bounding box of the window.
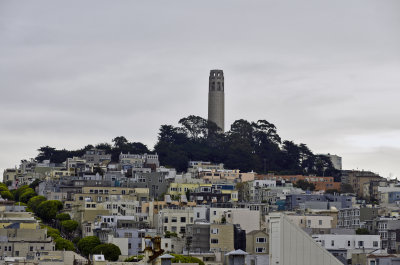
[255,247,266,253]
[331,240,334,246]
[180,227,186,233]
[211,228,219,234]
[164,217,168,223]
[358,241,364,247]
[373,241,378,247]
[171,226,177,232]
[197,212,200,218]
[213,211,217,215]
[124,232,132,238]
[319,220,323,225]
[181,217,186,223]
[128,243,131,249]
[30,246,33,251]
[256,237,266,243]
[172,217,177,223]
[211,239,219,244]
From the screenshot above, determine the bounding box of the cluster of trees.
[32,115,339,177]
[0,183,13,200]
[35,137,150,164]
[294,180,316,191]
[155,115,340,176]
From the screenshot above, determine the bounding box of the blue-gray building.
[285,194,353,211]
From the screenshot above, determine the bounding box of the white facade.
[312,234,381,250]
[210,208,260,232]
[269,213,343,265]
[284,214,333,229]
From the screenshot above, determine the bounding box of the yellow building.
[168,183,200,196]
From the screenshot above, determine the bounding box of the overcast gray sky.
[1,0,400,178]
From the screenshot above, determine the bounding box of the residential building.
[257,174,341,192]
[285,194,354,211]
[209,223,245,252]
[186,223,211,253]
[312,234,381,260]
[284,214,334,229]
[83,148,111,166]
[342,170,382,198]
[156,208,194,237]
[246,230,268,255]
[338,207,379,229]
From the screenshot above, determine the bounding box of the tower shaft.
[208,69,225,132]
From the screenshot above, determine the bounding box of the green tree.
[92,243,121,261]
[77,236,101,257]
[171,254,205,265]
[124,255,144,262]
[0,183,8,191]
[56,213,71,221]
[325,189,340,194]
[294,180,316,191]
[55,238,75,251]
[28,196,47,213]
[36,200,61,222]
[61,220,79,234]
[356,228,370,235]
[19,188,36,203]
[42,225,61,239]
[0,190,13,200]
[14,185,30,201]
[35,146,56,162]
[29,179,41,190]
[341,183,355,193]
[164,231,178,238]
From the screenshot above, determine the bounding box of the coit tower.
[208,69,225,132]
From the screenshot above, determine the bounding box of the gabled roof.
[246,230,266,235]
[225,249,248,256]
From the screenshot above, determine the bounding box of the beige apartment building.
[280,214,334,229]
[246,230,269,255]
[156,208,194,237]
[209,223,235,252]
[0,211,55,259]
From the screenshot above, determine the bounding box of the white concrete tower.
[208,69,225,131]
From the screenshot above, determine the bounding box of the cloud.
[1,0,400,178]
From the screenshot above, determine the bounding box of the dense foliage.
[124,255,144,262]
[77,236,101,257]
[356,228,370,235]
[35,136,149,164]
[28,196,46,212]
[171,254,205,265]
[55,238,75,251]
[35,200,63,222]
[56,213,71,221]
[155,116,339,176]
[61,220,79,233]
[91,243,121,261]
[41,225,61,239]
[294,180,316,191]
[32,115,339,176]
